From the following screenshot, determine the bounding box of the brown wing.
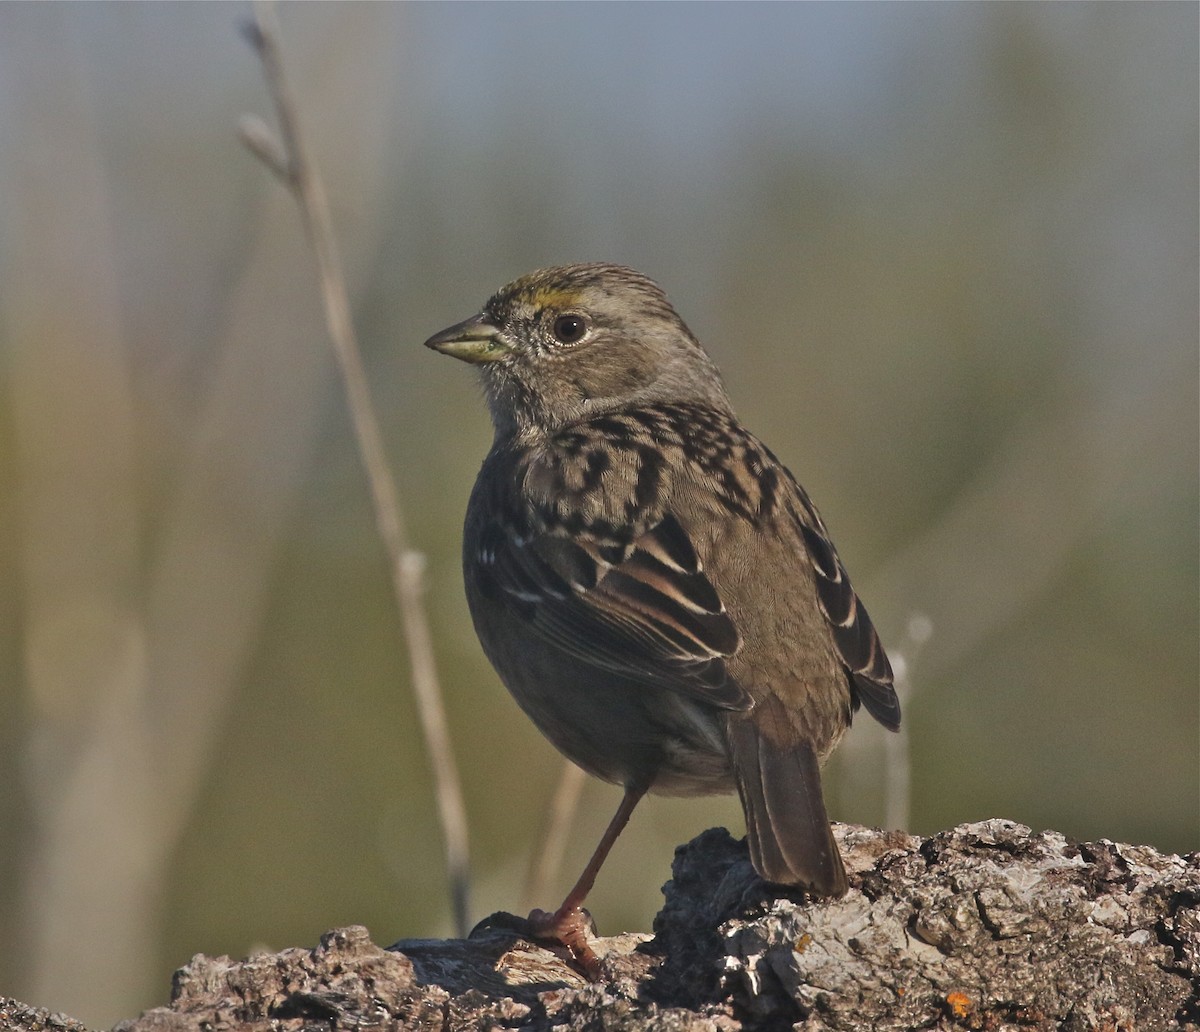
[473,510,748,710]
[795,510,901,731]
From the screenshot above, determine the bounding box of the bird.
[425,263,899,971]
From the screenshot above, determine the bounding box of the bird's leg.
[527,783,647,977]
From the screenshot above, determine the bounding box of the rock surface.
[5,820,1197,1031]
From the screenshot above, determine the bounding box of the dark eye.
[551,313,588,345]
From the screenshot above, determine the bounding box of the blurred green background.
[0,2,1196,1027]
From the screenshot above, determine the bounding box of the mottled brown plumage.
[426,263,899,966]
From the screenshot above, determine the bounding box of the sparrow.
[425,263,899,970]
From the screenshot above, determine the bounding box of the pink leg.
[527,784,647,976]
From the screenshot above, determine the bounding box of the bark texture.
[4,820,1197,1031]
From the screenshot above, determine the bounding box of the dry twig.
[239,0,470,937]
[521,759,587,913]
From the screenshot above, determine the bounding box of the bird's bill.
[424,314,510,364]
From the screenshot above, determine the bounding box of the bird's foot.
[526,905,602,980]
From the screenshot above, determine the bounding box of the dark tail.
[728,717,848,897]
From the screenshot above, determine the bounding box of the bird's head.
[425,263,729,438]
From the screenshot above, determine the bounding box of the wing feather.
[476,511,747,709]
[798,516,900,731]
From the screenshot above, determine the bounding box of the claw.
[526,906,603,980]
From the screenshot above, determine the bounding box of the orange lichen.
[946,991,972,1019]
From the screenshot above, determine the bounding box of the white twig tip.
[238,114,291,182]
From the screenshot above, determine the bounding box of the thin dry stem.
[241,0,470,937]
[521,759,587,912]
[884,613,931,832]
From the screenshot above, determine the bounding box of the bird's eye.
[551,313,589,345]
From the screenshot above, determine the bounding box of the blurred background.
[0,2,1196,1026]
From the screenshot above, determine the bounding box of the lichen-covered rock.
[113,926,444,1031]
[7,822,1197,1031]
[700,821,1199,1030]
[0,1000,91,1032]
